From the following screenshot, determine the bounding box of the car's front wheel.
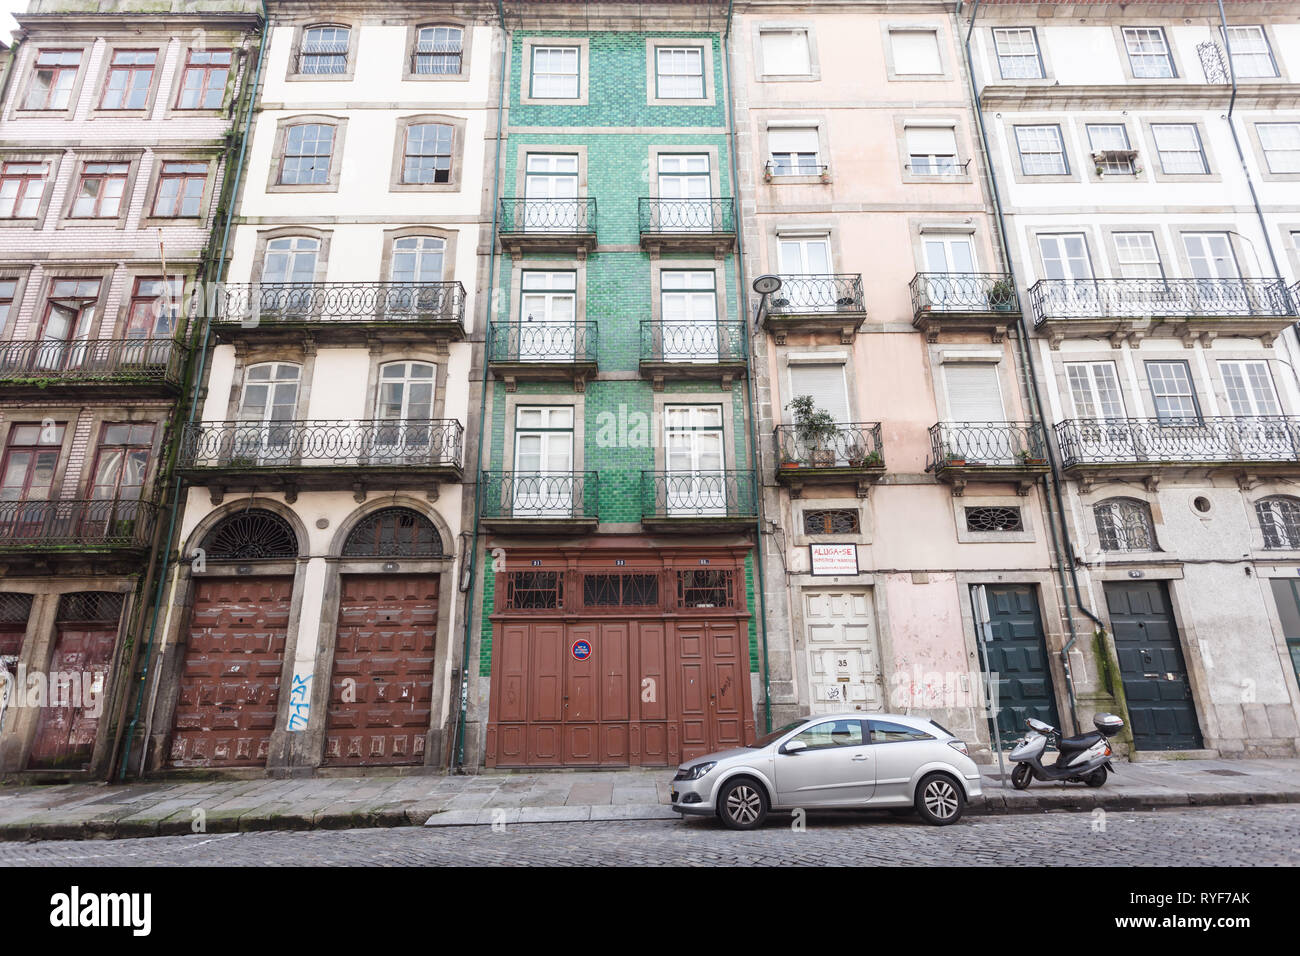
[915,772,964,826]
[717,777,768,830]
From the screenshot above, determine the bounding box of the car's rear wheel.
[717,777,768,830]
[915,772,964,826]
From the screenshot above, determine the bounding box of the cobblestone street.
[1,804,1295,867]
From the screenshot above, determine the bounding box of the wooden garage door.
[168,577,290,768]
[27,625,116,770]
[324,574,438,766]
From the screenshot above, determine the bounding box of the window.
[391,236,445,284]
[343,508,441,558]
[661,271,718,361]
[519,271,577,360]
[70,162,129,218]
[965,506,1024,533]
[1183,233,1238,279]
[262,236,319,287]
[25,50,80,109]
[100,50,156,109]
[1087,124,1136,174]
[923,234,975,274]
[177,48,231,108]
[1257,123,1300,174]
[1112,232,1163,278]
[759,30,811,75]
[89,424,154,502]
[655,47,704,99]
[676,568,735,609]
[414,26,463,75]
[376,362,435,421]
[583,574,659,608]
[152,161,207,217]
[402,123,454,184]
[1151,124,1208,175]
[506,571,563,610]
[40,279,100,343]
[1066,362,1125,418]
[530,46,579,98]
[803,509,859,535]
[1223,25,1277,78]
[279,124,334,185]
[0,280,15,336]
[907,126,959,174]
[1094,498,1156,552]
[523,154,580,230]
[1,423,65,502]
[1015,125,1068,175]
[992,27,1043,79]
[1146,361,1199,422]
[791,719,865,750]
[0,162,48,218]
[238,363,301,432]
[778,234,832,275]
[890,30,942,75]
[125,277,182,338]
[1220,360,1280,417]
[788,364,850,424]
[513,407,575,518]
[299,26,350,75]
[1122,27,1175,78]
[868,719,934,743]
[1257,497,1300,549]
[768,127,820,175]
[1038,233,1094,281]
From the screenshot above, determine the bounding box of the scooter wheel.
[1011,763,1033,790]
[1085,767,1107,788]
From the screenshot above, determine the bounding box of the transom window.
[300,26,350,75]
[415,26,464,75]
[530,46,580,98]
[1087,124,1136,174]
[71,162,129,218]
[583,574,659,608]
[25,50,81,109]
[100,50,156,109]
[655,46,704,99]
[343,507,442,557]
[1223,25,1277,79]
[992,27,1043,79]
[1257,497,1300,550]
[202,509,297,561]
[153,162,207,217]
[1015,125,1067,176]
[1151,124,1208,175]
[803,509,859,535]
[280,124,335,185]
[1257,123,1300,174]
[1094,498,1156,552]
[505,571,562,610]
[0,163,48,218]
[1123,27,1175,78]
[403,123,454,184]
[178,49,232,109]
[676,569,735,609]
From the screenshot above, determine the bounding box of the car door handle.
[851,753,869,761]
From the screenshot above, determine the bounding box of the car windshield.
[747,719,811,748]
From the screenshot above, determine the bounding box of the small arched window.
[300,25,350,75]
[415,26,464,75]
[202,508,297,560]
[343,507,442,557]
[1257,496,1300,549]
[1094,497,1156,552]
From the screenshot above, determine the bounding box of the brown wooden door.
[706,620,748,752]
[168,577,290,768]
[26,626,116,769]
[324,574,438,766]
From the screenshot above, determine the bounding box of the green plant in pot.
[786,394,840,467]
[988,277,1016,312]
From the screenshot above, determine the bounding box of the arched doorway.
[168,508,298,769]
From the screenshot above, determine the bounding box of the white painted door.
[803,589,884,714]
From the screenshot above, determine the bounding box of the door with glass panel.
[513,407,574,517]
[37,280,99,372]
[1220,360,1290,459]
[923,235,977,311]
[1066,361,1135,461]
[1038,234,1097,316]
[1145,360,1206,461]
[0,423,63,538]
[524,154,579,232]
[665,406,726,515]
[777,236,835,311]
[261,237,319,319]
[657,155,711,231]
[374,361,435,463]
[83,423,153,539]
[661,271,717,362]
[519,272,577,362]
[1182,233,1247,313]
[235,363,300,464]
[389,236,445,319]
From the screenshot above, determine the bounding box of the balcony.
[1029,278,1296,348]
[910,273,1020,343]
[762,275,867,343]
[774,423,885,497]
[487,321,598,391]
[211,281,467,347]
[928,422,1050,495]
[640,470,757,533]
[177,419,464,503]
[0,499,158,556]
[479,471,599,535]
[638,198,736,256]
[1056,417,1300,489]
[498,198,598,256]
[639,320,747,390]
[0,338,184,398]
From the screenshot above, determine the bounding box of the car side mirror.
[781,739,806,754]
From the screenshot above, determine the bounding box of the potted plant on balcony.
[786,395,840,467]
[1017,448,1047,467]
[988,277,1017,312]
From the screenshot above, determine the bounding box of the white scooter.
[1008,713,1124,789]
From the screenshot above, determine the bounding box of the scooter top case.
[1093,713,1124,737]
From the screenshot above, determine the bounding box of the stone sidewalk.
[1,757,1298,841]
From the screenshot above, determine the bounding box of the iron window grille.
[803,509,859,535]
[506,570,563,610]
[413,26,463,75]
[676,569,735,609]
[55,591,125,624]
[1094,498,1157,552]
[964,506,1024,533]
[582,573,660,608]
[298,27,350,75]
[0,592,33,623]
[343,507,442,558]
[202,509,297,560]
[1257,497,1300,550]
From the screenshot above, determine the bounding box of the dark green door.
[1105,581,1202,750]
[1267,578,1300,693]
[979,585,1060,746]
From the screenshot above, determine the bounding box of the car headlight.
[684,761,716,780]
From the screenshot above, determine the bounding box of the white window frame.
[992,27,1043,80]
[1122,26,1175,79]
[1015,125,1068,176]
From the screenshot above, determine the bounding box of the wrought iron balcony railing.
[480,471,599,521]
[0,338,184,386]
[638,197,736,235]
[910,273,1019,316]
[178,419,464,470]
[487,320,598,364]
[767,275,865,315]
[640,470,758,520]
[498,197,596,234]
[1056,417,1300,468]
[640,320,746,364]
[0,498,158,551]
[1029,278,1296,323]
[929,422,1049,468]
[213,282,467,330]
[775,423,884,469]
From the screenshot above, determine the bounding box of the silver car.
[670,713,982,829]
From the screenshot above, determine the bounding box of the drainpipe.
[960,0,1105,729]
[117,2,269,780]
[724,0,772,734]
[454,0,508,770]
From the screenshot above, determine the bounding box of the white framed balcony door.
[1066,361,1136,461]
[374,361,435,463]
[661,271,717,362]
[523,154,579,232]
[519,271,577,363]
[235,362,300,464]
[1220,359,1292,460]
[665,405,725,516]
[1038,233,1097,316]
[513,406,574,518]
[777,236,836,311]
[1183,232,1248,314]
[657,155,711,231]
